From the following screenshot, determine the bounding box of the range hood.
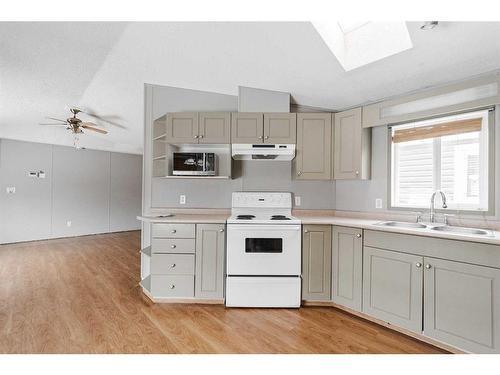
[231,144,296,161]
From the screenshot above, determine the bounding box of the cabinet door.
[166,112,199,144]
[294,113,332,180]
[423,257,500,353]
[331,226,363,311]
[231,113,263,143]
[363,246,423,333]
[263,113,297,144]
[334,107,364,179]
[198,112,231,144]
[302,225,332,301]
[195,224,225,299]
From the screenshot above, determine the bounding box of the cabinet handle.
[170,284,175,289]
[356,233,362,238]
[355,170,359,175]
[416,262,422,268]
[425,264,432,269]
[258,136,263,140]
[193,135,199,139]
[265,136,269,139]
[297,171,302,176]
[171,263,176,268]
[304,229,309,233]
[171,229,177,234]
[171,244,176,249]
[198,135,203,139]
[219,229,225,232]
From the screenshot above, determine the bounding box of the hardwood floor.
[0,231,446,354]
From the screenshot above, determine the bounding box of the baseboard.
[302,299,465,354]
[141,287,224,305]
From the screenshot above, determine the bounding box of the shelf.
[140,275,151,292]
[140,246,152,257]
[154,175,231,180]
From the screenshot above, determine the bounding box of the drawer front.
[152,223,195,238]
[151,254,195,275]
[151,238,196,254]
[150,275,194,298]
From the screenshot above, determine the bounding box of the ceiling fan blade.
[80,110,126,129]
[39,123,67,126]
[46,117,67,123]
[81,125,108,134]
[80,121,99,127]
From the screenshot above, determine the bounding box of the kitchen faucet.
[429,191,447,223]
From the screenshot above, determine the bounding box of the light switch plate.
[66,221,72,227]
[375,198,383,209]
[6,187,16,194]
[179,195,186,205]
[295,196,301,206]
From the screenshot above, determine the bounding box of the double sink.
[375,221,493,236]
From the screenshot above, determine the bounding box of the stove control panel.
[232,192,292,209]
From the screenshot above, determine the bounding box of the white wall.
[0,139,142,244]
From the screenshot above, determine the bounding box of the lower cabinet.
[423,257,500,353]
[331,226,363,311]
[362,246,423,333]
[195,224,225,299]
[302,225,332,301]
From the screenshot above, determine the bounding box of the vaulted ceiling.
[1,22,500,154]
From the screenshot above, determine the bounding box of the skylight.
[313,21,413,71]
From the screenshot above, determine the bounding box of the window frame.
[387,108,495,215]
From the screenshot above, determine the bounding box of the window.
[390,109,491,211]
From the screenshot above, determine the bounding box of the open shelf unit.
[152,115,232,179]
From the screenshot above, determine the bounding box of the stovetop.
[227,212,301,225]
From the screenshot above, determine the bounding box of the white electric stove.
[225,192,302,308]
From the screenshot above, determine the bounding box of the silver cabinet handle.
[171,244,176,249]
[356,233,362,238]
[193,135,199,139]
[265,136,269,139]
[258,136,263,140]
[170,284,175,289]
[171,229,177,234]
[416,262,422,268]
[425,264,432,269]
[355,170,359,175]
[304,229,309,233]
[219,229,225,232]
[297,171,302,176]
[198,135,203,139]
[171,263,176,268]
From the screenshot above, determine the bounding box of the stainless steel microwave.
[173,152,216,176]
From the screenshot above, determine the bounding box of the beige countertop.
[138,211,500,246]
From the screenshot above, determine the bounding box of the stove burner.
[270,215,291,220]
[236,215,256,220]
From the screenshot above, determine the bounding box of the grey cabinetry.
[294,113,332,180]
[166,112,199,144]
[334,107,371,180]
[423,257,500,353]
[263,113,297,143]
[302,225,332,301]
[195,224,225,299]
[198,112,231,144]
[331,226,363,311]
[363,246,423,333]
[231,113,263,143]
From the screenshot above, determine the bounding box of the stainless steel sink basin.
[375,221,427,229]
[431,226,491,236]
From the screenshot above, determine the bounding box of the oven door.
[226,224,301,276]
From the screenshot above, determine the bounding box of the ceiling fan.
[39,108,108,135]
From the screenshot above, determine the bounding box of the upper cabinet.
[166,112,230,144]
[166,112,199,144]
[334,108,371,180]
[231,113,264,143]
[231,113,297,144]
[198,112,231,144]
[263,113,297,144]
[294,113,332,180]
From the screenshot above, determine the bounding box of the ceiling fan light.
[420,21,439,30]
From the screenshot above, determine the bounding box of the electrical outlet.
[6,187,16,194]
[295,196,301,206]
[66,221,72,227]
[375,198,383,209]
[179,195,186,205]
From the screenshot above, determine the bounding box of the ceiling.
[1,21,500,154]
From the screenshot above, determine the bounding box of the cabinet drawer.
[152,238,196,254]
[152,223,195,238]
[151,254,195,275]
[150,275,194,298]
